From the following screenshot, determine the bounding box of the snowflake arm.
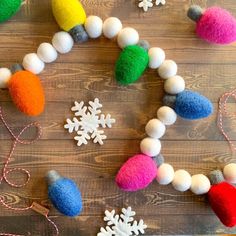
[104,210,119,226]
[88,98,102,115]
[74,130,91,146]
[156,0,166,6]
[138,0,153,12]
[72,101,87,116]
[99,114,116,128]
[91,130,107,145]
[120,207,135,224]
[130,220,147,235]
[64,117,81,133]
[97,226,114,236]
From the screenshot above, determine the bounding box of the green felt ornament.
[115,45,149,85]
[0,0,22,23]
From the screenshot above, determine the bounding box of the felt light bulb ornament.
[0,0,21,23]
[52,0,88,43]
[8,64,45,116]
[46,170,83,217]
[163,90,213,120]
[115,154,164,191]
[187,5,236,45]
[208,170,236,227]
[115,40,149,85]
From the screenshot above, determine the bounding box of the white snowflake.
[64,98,116,146]
[155,0,166,6]
[138,0,153,12]
[98,207,147,236]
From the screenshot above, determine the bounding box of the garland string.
[218,89,236,153]
[0,107,59,236]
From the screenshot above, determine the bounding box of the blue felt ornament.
[163,90,213,120]
[46,170,83,217]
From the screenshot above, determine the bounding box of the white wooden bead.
[156,163,174,185]
[158,60,178,79]
[145,119,166,139]
[103,17,122,39]
[148,47,165,69]
[172,169,192,192]
[85,16,103,39]
[164,75,185,94]
[157,106,177,126]
[22,53,45,75]
[37,43,58,63]
[52,31,74,54]
[190,174,211,195]
[0,68,12,88]
[140,137,161,157]
[223,163,236,184]
[117,27,139,49]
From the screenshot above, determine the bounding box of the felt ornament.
[0,0,21,23]
[163,90,213,120]
[47,170,83,217]
[208,170,236,227]
[52,0,88,43]
[8,66,45,116]
[115,44,149,85]
[115,154,158,191]
[188,5,236,45]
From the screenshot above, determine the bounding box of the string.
[217,89,236,153]
[0,107,59,236]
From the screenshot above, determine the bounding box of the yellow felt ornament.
[52,0,88,43]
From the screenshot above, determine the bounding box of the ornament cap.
[163,94,176,109]
[137,40,150,51]
[153,153,165,167]
[209,170,225,185]
[46,170,62,185]
[69,25,88,43]
[11,64,23,74]
[187,5,204,22]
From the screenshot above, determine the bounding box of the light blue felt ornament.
[46,170,83,217]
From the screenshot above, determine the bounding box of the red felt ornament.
[208,170,236,227]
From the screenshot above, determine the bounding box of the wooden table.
[0,0,236,235]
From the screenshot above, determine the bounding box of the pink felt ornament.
[115,154,160,192]
[188,5,236,45]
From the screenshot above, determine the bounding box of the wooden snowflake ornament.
[64,98,116,146]
[98,207,147,236]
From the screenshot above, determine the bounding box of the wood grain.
[0,0,236,235]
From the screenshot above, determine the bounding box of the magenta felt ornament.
[188,5,236,45]
[115,154,161,192]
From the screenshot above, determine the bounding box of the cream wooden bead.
[117,27,139,49]
[172,169,192,192]
[190,174,211,195]
[148,47,165,69]
[156,163,175,185]
[22,53,45,74]
[157,106,177,126]
[85,16,103,38]
[140,137,161,157]
[103,17,122,39]
[0,68,11,88]
[145,119,166,139]
[158,60,178,79]
[223,163,236,184]
[164,75,185,95]
[37,43,58,63]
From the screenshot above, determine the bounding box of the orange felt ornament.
[8,70,45,116]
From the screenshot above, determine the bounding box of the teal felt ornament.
[115,43,149,85]
[0,0,22,23]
